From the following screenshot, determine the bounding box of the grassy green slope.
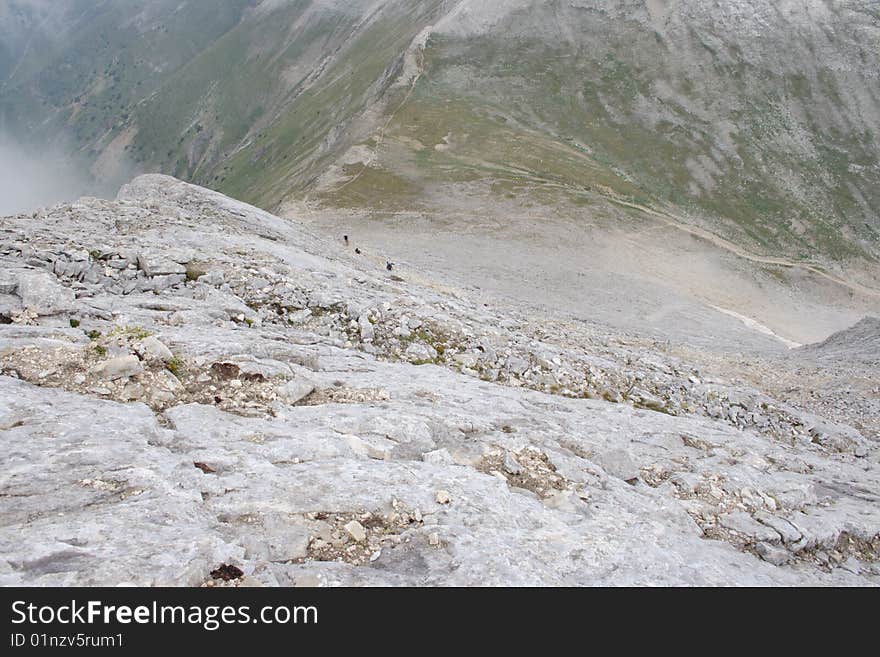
[1,0,457,207]
[16,0,454,210]
[1,0,877,269]
[0,1,257,159]
[164,0,451,209]
[316,1,880,265]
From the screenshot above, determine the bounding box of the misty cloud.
[0,132,104,216]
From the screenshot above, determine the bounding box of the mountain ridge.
[2,0,878,270]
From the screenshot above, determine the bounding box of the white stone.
[278,378,316,404]
[138,336,174,363]
[90,355,144,381]
[405,343,437,363]
[423,449,454,465]
[344,521,367,543]
[15,272,75,316]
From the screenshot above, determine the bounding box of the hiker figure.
[344,235,349,245]
[386,262,394,271]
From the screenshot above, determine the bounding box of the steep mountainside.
[2,1,878,268]
[315,0,880,264]
[0,175,878,585]
[1,0,454,193]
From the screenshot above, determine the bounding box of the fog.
[0,132,106,216]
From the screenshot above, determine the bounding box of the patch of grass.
[185,263,207,282]
[166,358,185,378]
[325,165,423,211]
[108,326,154,340]
[69,319,81,329]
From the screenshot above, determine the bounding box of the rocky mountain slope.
[3,1,878,265]
[3,0,878,352]
[1,175,878,586]
[329,0,880,264]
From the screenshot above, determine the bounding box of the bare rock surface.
[1,175,878,586]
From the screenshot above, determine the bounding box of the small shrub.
[166,358,185,378]
[108,326,153,340]
[185,263,207,282]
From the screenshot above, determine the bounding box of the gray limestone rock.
[137,254,187,277]
[720,512,781,544]
[278,378,316,405]
[91,355,144,381]
[594,449,640,483]
[756,542,792,566]
[138,336,174,363]
[405,343,437,363]
[0,174,876,588]
[15,271,75,316]
[358,315,375,343]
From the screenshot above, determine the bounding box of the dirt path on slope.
[447,153,880,301]
[603,197,880,301]
[332,28,431,195]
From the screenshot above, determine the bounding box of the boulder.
[138,336,174,363]
[405,343,437,363]
[137,254,187,277]
[594,449,640,483]
[278,378,316,404]
[15,271,75,316]
[91,355,144,381]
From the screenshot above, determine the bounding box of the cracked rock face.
[0,175,878,586]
